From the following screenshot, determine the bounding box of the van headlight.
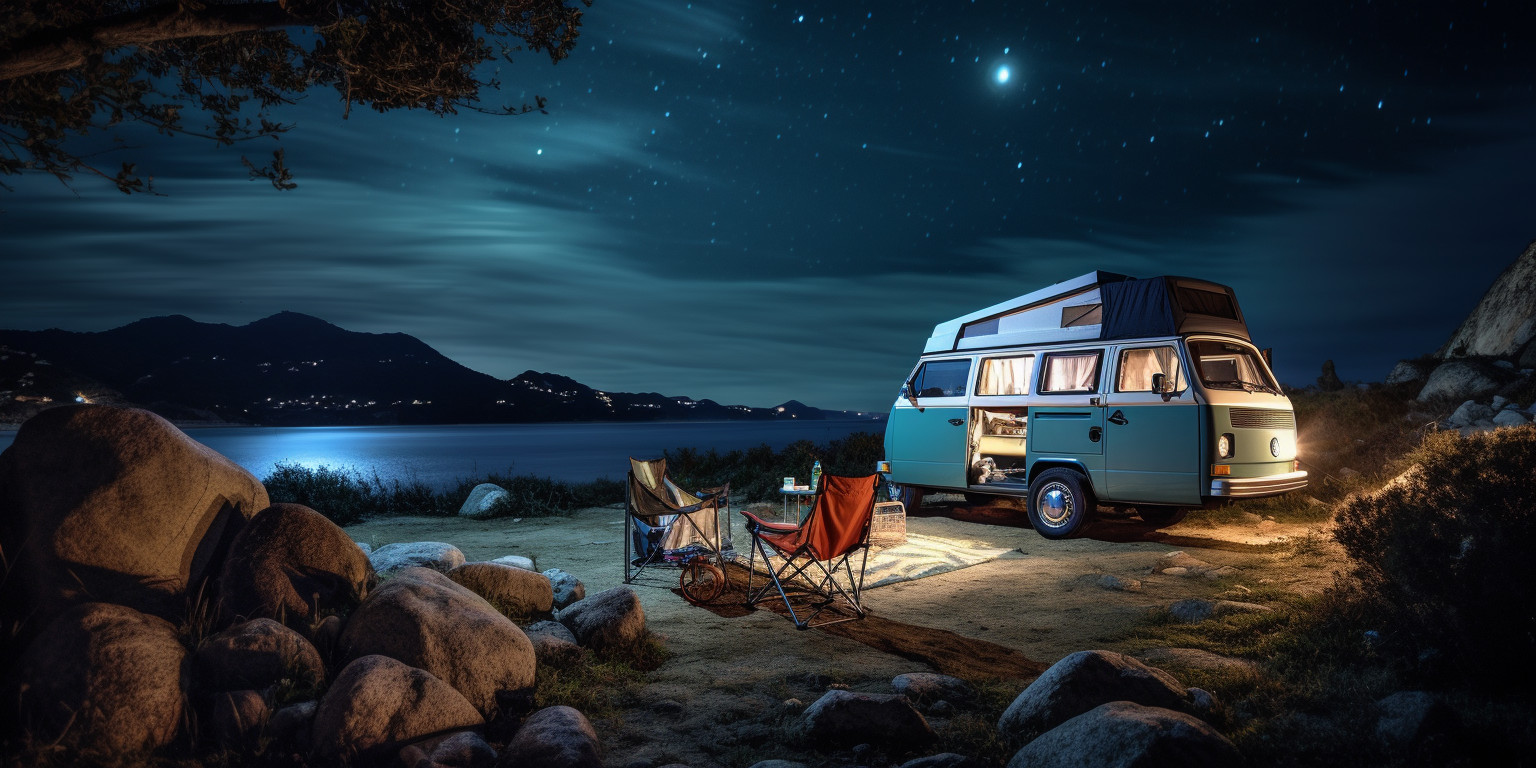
[1217,433,1234,459]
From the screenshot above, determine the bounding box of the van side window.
[910,359,971,398]
[1116,346,1186,393]
[1039,352,1101,394]
[977,355,1035,395]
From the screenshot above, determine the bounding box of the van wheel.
[1137,507,1189,527]
[1028,468,1094,539]
[896,484,925,512]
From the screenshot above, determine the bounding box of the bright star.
[995,66,1011,84]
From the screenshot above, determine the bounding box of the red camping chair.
[741,474,879,629]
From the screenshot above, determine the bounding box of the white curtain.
[1116,347,1184,392]
[1043,353,1099,392]
[979,356,1035,395]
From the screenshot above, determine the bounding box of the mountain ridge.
[0,313,879,427]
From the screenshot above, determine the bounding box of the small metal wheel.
[679,560,726,605]
[1027,468,1094,539]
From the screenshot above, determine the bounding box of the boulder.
[544,568,587,609]
[892,673,978,709]
[268,700,318,755]
[210,689,270,748]
[458,483,510,518]
[1005,701,1241,768]
[998,650,1190,741]
[1492,395,1511,410]
[356,541,373,555]
[1493,409,1530,428]
[524,620,584,668]
[369,541,465,575]
[218,503,375,628]
[448,562,554,618]
[311,655,483,766]
[1417,361,1505,402]
[1098,575,1142,592]
[0,405,269,621]
[558,586,646,653]
[1385,360,1428,385]
[10,602,187,754]
[492,554,537,571]
[428,730,499,768]
[901,755,988,768]
[800,690,936,748]
[339,567,536,717]
[1437,240,1536,359]
[1445,400,1495,428]
[496,705,602,768]
[196,617,325,692]
[1376,691,1457,749]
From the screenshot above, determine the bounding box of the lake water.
[0,420,886,488]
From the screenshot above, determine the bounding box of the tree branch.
[0,2,321,81]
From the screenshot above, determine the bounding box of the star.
[995,66,1011,85]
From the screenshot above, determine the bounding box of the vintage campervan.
[879,271,1307,539]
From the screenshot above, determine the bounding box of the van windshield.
[1187,340,1280,394]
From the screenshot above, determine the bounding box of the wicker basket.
[869,501,907,547]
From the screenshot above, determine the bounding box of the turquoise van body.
[880,272,1307,538]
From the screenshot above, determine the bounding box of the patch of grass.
[533,631,671,718]
[260,462,624,525]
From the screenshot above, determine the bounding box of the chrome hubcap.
[1037,482,1074,527]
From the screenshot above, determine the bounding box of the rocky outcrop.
[1386,360,1429,385]
[800,690,936,748]
[9,602,188,755]
[447,562,554,618]
[195,618,325,692]
[217,503,375,628]
[1417,361,1509,402]
[1438,239,1536,360]
[1006,701,1240,768]
[311,654,483,766]
[557,586,646,653]
[458,483,509,518]
[339,567,536,718]
[369,541,465,575]
[998,650,1191,741]
[0,405,268,621]
[496,705,602,768]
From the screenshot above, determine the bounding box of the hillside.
[0,313,874,426]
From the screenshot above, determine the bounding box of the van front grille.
[1230,407,1295,430]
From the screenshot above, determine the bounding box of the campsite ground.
[344,497,1345,767]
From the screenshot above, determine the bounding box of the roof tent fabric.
[1100,277,1177,340]
[1099,276,1250,342]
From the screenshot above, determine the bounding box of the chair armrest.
[740,510,802,533]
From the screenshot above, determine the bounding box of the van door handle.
[947,418,965,426]
[1108,410,1128,425]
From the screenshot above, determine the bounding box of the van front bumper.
[1209,470,1308,498]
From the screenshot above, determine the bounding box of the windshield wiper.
[1203,379,1252,392]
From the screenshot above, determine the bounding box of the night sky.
[3,1,1534,412]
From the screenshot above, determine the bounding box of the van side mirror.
[900,383,922,411]
[1261,348,1274,367]
[1151,373,1168,394]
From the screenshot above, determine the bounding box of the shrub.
[663,431,886,502]
[1333,425,1536,690]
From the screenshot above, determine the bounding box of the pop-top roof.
[923,271,1249,354]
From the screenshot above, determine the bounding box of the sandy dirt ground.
[345,498,1344,767]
